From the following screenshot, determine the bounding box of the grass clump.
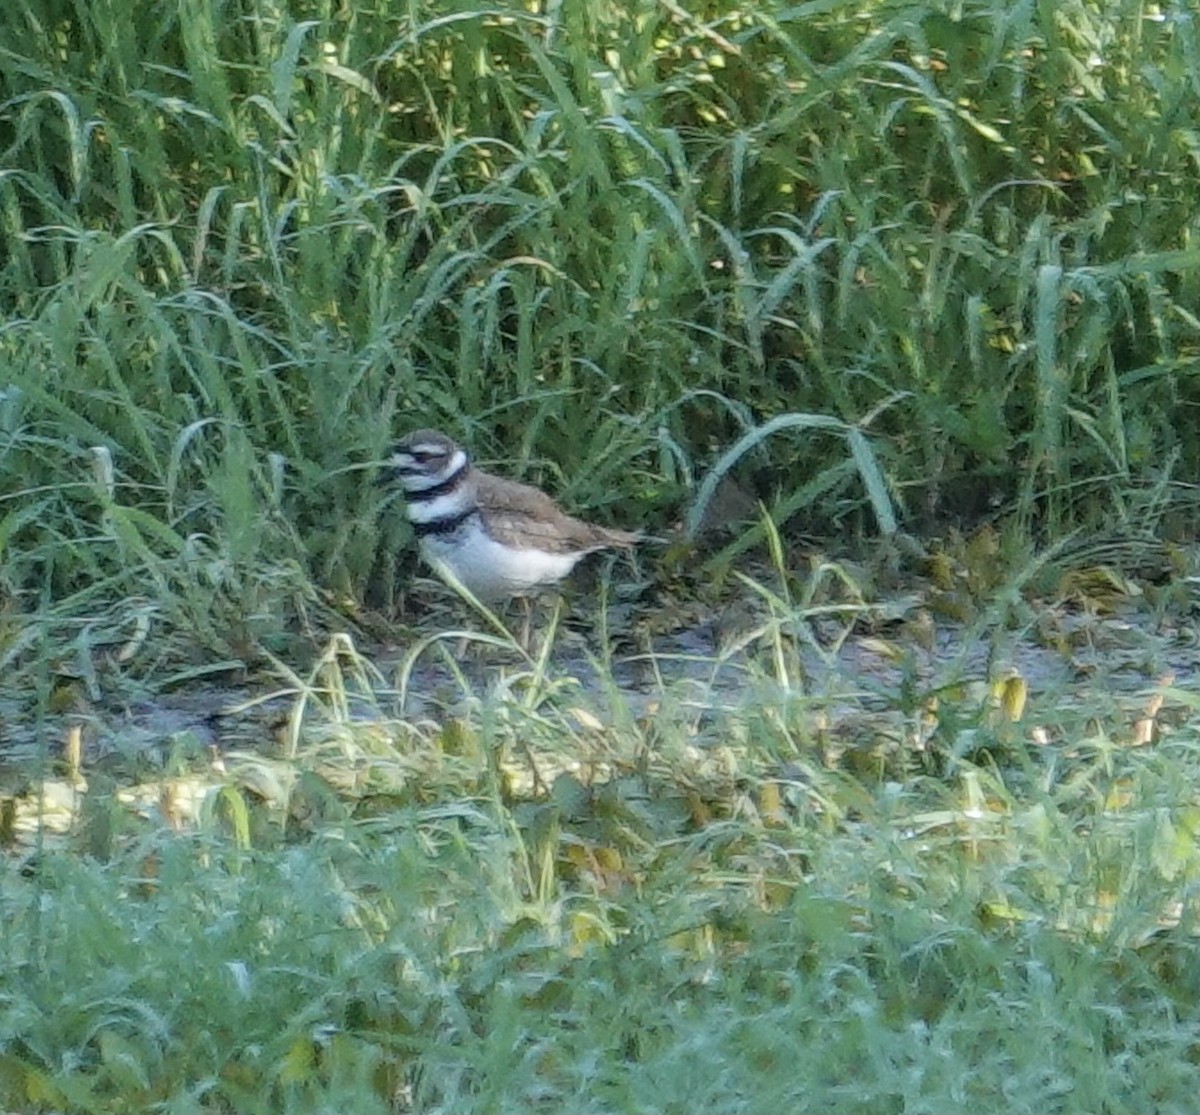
[2,0,1200,660]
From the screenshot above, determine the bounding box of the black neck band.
[406,465,469,503]
[412,507,477,536]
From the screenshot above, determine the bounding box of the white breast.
[420,518,584,600]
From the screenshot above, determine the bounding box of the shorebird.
[385,429,640,641]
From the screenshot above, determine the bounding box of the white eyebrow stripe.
[400,449,469,492]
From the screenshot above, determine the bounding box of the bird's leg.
[518,595,534,653]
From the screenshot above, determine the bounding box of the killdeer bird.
[386,429,640,612]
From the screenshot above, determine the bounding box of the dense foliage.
[2,0,1199,651]
[3,5,1200,1111]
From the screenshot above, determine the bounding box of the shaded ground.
[2,578,1190,810]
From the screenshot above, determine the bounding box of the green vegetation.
[3,627,1200,1113]
[3,0,1200,648]
[2,0,1199,1111]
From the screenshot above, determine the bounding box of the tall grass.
[4,6,1200,1110]
[2,0,1199,646]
